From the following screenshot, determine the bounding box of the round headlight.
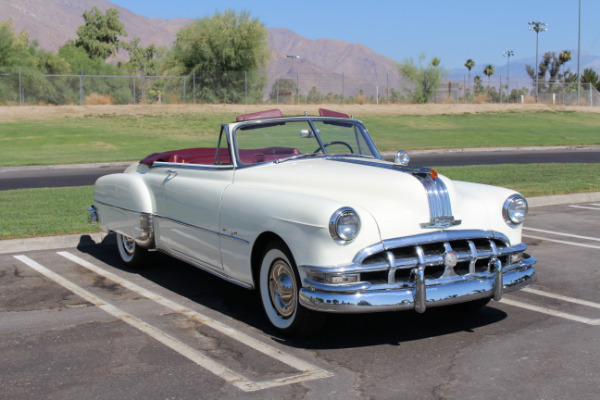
[329,207,361,242]
[503,194,528,227]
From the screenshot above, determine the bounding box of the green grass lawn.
[1,110,600,166]
[362,110,600,150]
[1,108,599,239]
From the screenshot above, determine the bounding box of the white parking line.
[569,205,600,211]
[15,253,332,392]
[522,234,600,250]
[522,227,600,242]
[500,298,600,326]
[522,288,600,310]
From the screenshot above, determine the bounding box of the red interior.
[140,146,301,166]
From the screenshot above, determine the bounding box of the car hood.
[233,157,514,241]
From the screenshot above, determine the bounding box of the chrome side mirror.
[394,150,410,166]
[300,129,319,138]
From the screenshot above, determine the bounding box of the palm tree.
[483,64,495,92]
[464,59,475,100]
[558,49,572,83]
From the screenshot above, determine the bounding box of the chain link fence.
[1,68,598,106]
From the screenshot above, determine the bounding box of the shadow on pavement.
[77,234,508,350]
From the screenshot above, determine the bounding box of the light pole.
[503,50,514,101]
[286,54,300,104]
[529,21,547,102]
[577,0,581,105]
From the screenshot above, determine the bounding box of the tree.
[269,78,296,104]
[0,20,71,104]
[124,37,160,75]
[483,64,495,92]
[58,43,132,104]
[0,20,34,70]
[473,75,485,95]
[306,86,323,103]
[558,50,572,83]
[397,53,446,103]
[526,51,564,93]
[75,7,127,59]
[580,68,600,91]
[167,9,269,103]
[464,58,475,99]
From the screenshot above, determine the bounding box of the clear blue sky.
[111,0,600,70]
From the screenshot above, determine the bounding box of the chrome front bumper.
[299,254,536,313]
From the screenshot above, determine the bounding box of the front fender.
[218,185,382,284]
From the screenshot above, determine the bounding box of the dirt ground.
[0,103,598,122]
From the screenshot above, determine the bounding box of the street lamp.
[287,54,300,104]
[577,0,581,105]
[529,21,547,102]
[503,50,514,101]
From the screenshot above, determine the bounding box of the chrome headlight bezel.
[503,194,528,227]
[329,207,361,242]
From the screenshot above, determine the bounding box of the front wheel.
[259,242,325,336]
[116,233,148,268]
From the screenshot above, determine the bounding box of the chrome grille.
[359,236,514,287]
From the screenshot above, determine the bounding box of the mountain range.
[2,0,598,93]
[1,0,401,97]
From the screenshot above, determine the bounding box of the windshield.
[234,119,378,165]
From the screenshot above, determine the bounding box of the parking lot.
[1,202,599,399]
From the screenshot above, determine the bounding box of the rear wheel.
[116,233,148,268]
[259,242,325,336]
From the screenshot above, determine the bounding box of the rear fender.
[93,171,155,248]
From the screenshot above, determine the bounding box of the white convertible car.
[90,108,536,335]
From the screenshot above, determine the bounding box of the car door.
[152,164,234,271]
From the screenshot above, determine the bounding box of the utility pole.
[529,21,547,102]
[504,50,514,101]
[577,0,581,105]
[286,55,300,105]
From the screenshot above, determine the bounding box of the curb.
[527,191,600,207]
[2,191,599,254]
[0,162,134,174]
[0,232,109,255]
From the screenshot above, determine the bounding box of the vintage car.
[90,108,536,335]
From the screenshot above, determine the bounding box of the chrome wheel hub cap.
[121,235,135,255]
[268,260,296,318]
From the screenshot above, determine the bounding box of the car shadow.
[77,234,508,350]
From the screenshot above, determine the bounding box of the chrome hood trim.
[329,157,460,229]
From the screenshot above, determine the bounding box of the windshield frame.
[230,116,383,168]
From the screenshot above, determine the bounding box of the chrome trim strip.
[94,200,249,245]
[412,173,459,229]
[152,162,234,170]
[155,215,250,245]
[93,199,152,216]
[328,157,430,173]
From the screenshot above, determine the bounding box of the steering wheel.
[313,141,354,154]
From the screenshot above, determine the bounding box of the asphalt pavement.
[1,146,599,190]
